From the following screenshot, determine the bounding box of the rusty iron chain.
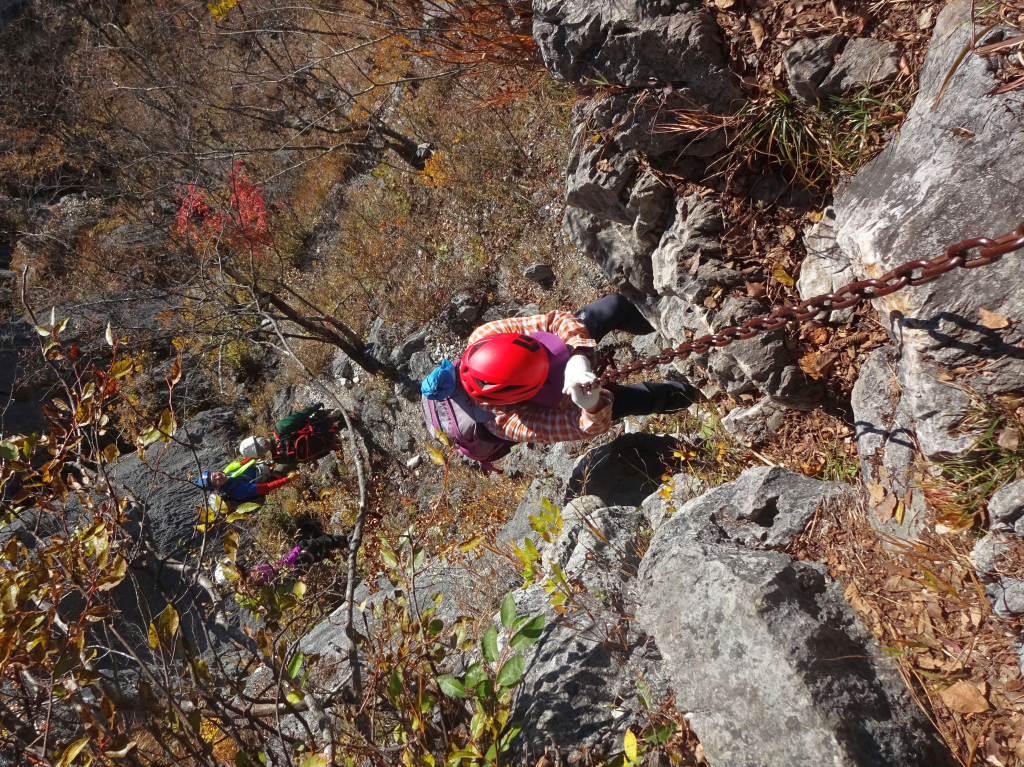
[588,220,1024,390]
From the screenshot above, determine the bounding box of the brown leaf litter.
[790,495,1024,766]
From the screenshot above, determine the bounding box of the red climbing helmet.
[459,333,549,405]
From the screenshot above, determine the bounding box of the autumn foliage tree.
[168,159,393,380]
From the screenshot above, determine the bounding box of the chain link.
[589,220,1024,390]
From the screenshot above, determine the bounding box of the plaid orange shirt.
[466,311,614,444]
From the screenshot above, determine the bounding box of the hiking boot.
[662,382,702,413]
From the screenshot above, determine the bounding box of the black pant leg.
[608,381,699,419]
[575,293,655,343]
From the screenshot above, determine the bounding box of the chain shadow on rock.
[892,310,1024,364]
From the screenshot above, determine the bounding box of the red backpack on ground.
[273,420,341,463]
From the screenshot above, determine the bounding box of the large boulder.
[796,207,856,324]
[568,193,819,408]
[533,0,739,98]
[112,407,239,554]
[562,207,659,297]
[637,467,955,767]
[834,0,1024,460]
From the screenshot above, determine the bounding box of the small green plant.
[436,591,545,765]
[528,497,563,543]
[803,438,861,484]
[511,497,563,587]
[357,527,546,766]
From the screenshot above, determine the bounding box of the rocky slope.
[2,0,1023,763]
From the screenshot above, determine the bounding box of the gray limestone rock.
[502,440,577,487]
[523,262,555,284]
[664,465,853,550]
[796,207,856,324]
[448,293,482,324]
[409,350,436,381]
[631,330,665,359]
[393,427,414,452]
[638,538,954,767]
[564,144,639,225]
[973,529,1024,619]
[989,479,1024,532]
[640,471,707,532]
[365,317,393,365]
[721,397,787,444]
[821,38,902,97]
[331,352,354,380]
[652,193,727,297]
[626,170,673,239]
[568,432,678,506]
[390,328,428,366]
[987,578,1024,619]
[508,501,669,758]
[783,34,846,101]
[637,468,953,767]
[835,0,1024,460]
[629,195,819,409]
[563,206,657,296]
[534,0,739,101]
[850,347,931,538]
[705,296,821,409]
[112,408,239,555]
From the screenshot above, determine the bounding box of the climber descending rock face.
[237,402,344,473]
[419,293,702,460]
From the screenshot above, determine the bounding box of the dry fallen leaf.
[814,350,839,376]
[772,262,794,287]
[779,225,797,245]
[979,307,1011,329]
[703,295,718,308]
[939,680,989,714]
[874,493,897,525]
[713,0,735,8]
[799,352,822,379]
[866,482,886,507]
[746,281,767,297]
[683,251,701,277]
[844,583,872,615]
[595,158,614,173]
[997,425,1020,451]
[810,327,830,344]
[750,17,765,48]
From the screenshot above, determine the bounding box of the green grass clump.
[720,81,914,189]
[922,393,1024,530]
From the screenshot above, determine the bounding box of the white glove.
[562,354,600,410]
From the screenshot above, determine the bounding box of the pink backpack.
[420,388,515,473]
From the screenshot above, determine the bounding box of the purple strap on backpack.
[526,331,573,408]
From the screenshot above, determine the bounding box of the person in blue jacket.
[198,457,294,503]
